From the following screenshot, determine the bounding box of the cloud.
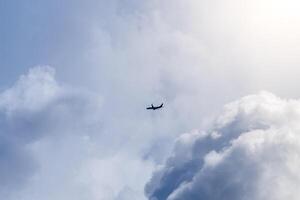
[0,66,103,199]
[3,1,300,199]
[146,92,300,200]
[0,66,156,200]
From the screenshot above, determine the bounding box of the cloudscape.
[2,0,300,199]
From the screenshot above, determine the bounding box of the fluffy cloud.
[0,66,156,200]
[146,92,300,200]
[0,66,103,199]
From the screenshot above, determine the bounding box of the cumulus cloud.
[0,66,103,199]
[0,66,156,200]
[146,92,300,200]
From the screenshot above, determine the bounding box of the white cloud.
[0,66,104,198]
[0,66,156,200]
[146,92,300,200]
[0,66,59,112]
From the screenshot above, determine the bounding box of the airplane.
[147,103,164,110]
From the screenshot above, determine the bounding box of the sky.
[1,0,300,199]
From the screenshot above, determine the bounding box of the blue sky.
[2,0,300,200]
[1,1,87,85]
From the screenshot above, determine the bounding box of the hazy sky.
[2,0,300,199]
